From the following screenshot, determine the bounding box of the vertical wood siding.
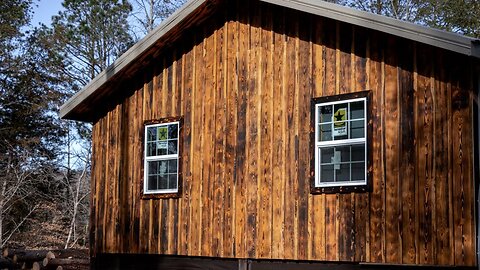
[90,0,477,266]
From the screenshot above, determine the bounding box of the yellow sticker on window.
[333,108,347,136]
[157,127,168,140]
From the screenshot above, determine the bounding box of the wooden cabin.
[60,0,480,269]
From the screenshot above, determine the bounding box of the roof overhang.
[60,0,480,122]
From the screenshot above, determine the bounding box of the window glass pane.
[351,145,365,161]
[148,161,158,175]
[168,124,178,139]
[168,174,177,189]
[147,142,157,157]
[320,147,334,164]
[158,175,168,189]
[319,105,332,123]
[350,101,364,119]
[148,175,158,191]
[147,127,157,142]
[168,140,178,155]
[157,141,168,156]
[350,120,364,139]
[158,160,168,175]
[168,159,178,174]
[336,146,350,162]
[351,162,365,181]
[318,124,332,141]
[320,164,334,182]
[335,163,350,182]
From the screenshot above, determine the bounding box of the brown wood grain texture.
[450,54,475,266]
[432,49,453,265]
[283,8,297,261]
[181,46,193,256]
[368,31,385,263]
[223,7,238,258]
[415,44,434,265]
[89,1,477,265]
[271,5,285,260]
[323,18,338,262]
[384,36,401,263]
[353,26,368,263]
[132,86,142,254]
[311,16,326,261]
[246,2,260,258]
[337,22,354,262]
[191,31,204,256]
[235,0,248,257]
[257,2,273,259]
[398,40,416,265]
[212,21,226,257]
[200,25,215,257]
[296,12,311,262]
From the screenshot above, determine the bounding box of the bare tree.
[0,142,51,247]
[129,0,186,38]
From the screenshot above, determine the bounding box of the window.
[311,91,370,193]
[144,119,181,196]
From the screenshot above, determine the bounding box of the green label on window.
[158,127,168,140]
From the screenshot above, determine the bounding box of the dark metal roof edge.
[262,0,479,57]
[59,0,208,119]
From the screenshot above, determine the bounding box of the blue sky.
[31,0,64,27]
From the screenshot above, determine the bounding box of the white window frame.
[143,121,180,194]
[314,97,367,188]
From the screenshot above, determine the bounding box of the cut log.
[42,258,89,270]
[4,249,53,263]
[32,262,40,270]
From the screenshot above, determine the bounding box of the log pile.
[1,248,89,270]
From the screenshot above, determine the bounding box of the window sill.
[141,192,181,200]
[310,184,370,194]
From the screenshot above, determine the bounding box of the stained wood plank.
[283,8,297,260]
[451,55,475,266]
[398,40,416,265]
[246,2,260,258]
[132,86,143,254]
[180,46,193,256]
[199,26,215,257]
[190,32,205,256]
[271,6,286,260]
[311,16,326,261]
[296,12,311,262]
[234,0,249,257]
[368,31,385,263]
[256,2,273,259]
[416,44,434,265]
[384,35,400,264]
[337,22,354,262]
[353,26,368,263]
[223,13,238,258]
[432,50,453,265]
[323,18,337,262]
[212,23,226,257]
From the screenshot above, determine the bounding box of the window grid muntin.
[144,121,180,194]
[315,97,367,188]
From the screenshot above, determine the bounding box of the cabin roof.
[60,0,480,122]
